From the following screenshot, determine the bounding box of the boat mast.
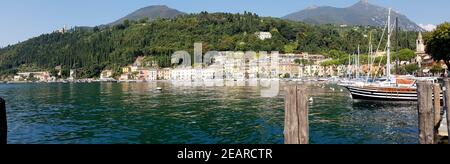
[353,53,356,78]
[357,45,360,78]
[395,17,400,75]
[386,8,392,79]
[348,52,351,79]
[367,32,373,82]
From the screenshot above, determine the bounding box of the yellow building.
[122,66,131,74]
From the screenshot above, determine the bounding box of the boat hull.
[345,85,418,101]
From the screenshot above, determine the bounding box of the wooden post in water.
[445,79,450,143]
[433,83,442,144]
[433,83,441,128]
[284,86,309,144]
[0,98,6,144]
[417,82,434,144]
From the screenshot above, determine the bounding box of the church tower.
[416,32,425,53]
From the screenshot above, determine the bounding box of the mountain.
[283,0,424,31]
[110,5,186,25]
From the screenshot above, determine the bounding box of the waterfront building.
[122,66,131,74]
[148,69,158,81]
[223,52,246,80]
[247,59,259,79]
[336,65,347,77]
[13,75,22,81]
[69,69,76,80]
[157,68,172,80]
[308,54,326,64]
[100,70,113,80]
[255,56,272,78]
[131,66,139,73]
[119,74,130,81]
[16,72,51,81]
[192,68,204,81]
[279,53,307,64]
[318,65,325,77]
[171,67,193,81]
[55,65,62,77]
[136,69,149,81]
[325,66,336,77]
[278,63,299,78]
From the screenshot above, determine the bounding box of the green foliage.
[61,67,70,78]
[325,50,347,59]
[393,48,415,61]
[0,12,419,78]
[320,60,341,66]
[426,22,450,69]
[430,63,444,75]
[283,43,298,53]
[404,63,419,75]
[294,59,314,65]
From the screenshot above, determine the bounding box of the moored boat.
[341,9,441,101]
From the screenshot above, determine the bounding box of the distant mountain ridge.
[283,0,424,31]
[110,5,185,25]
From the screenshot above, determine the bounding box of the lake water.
[0,82,419,144]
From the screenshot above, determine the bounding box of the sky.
[0,0,449,47]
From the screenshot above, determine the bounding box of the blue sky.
[0,0,449,47]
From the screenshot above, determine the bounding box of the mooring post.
[433,84,442,127]
[445,79,450,143]
[433,83,442,144]
[0,97,6,144]
[417,82,434,144]
[284,86,309,144]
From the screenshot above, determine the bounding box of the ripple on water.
[1,83,418,144]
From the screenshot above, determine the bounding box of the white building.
[325,66,336,77]
[256,32,272,40]
[223,52,247,80]
[303,65,325,77]
[148,69,158,81]
[171,67,194,81]
[100,70,113,80]
[336,65,347,77]
[16,72,51,81]
[130,66,139,73]
[157,68,172,80]
[69,69,76,80]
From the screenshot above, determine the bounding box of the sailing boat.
[341,8,439,101]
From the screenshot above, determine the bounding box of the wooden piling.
[433,83,441,128]
[433,83,442,144]
[445,79,450,143]
[0,98,6,144]
[284,86,309,144]
[417,82,434,144]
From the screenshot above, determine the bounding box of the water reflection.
[0,82,418,144]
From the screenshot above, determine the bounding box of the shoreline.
[0,78,332,85]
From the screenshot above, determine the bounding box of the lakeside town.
[1,32,447,84]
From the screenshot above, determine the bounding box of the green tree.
[404,63,419,75]
[430,63,444,76]
[426,22,450,70]
[394,49,416,61]
[123,19,131,27]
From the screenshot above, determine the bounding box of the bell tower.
[416,32,425,53]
